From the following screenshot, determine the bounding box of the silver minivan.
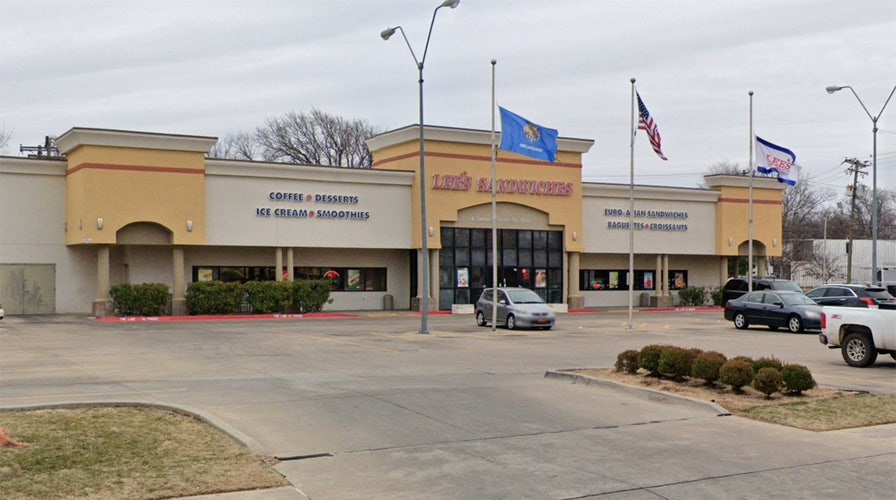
[474,287,555,330]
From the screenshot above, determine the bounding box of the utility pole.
[842,157,868,282]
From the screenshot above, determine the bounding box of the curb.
[544,370,732,416]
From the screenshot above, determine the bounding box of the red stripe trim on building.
[717,197,781,205]
[66,163,205,176]
[373,151,582,169]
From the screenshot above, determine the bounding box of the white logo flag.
[755,135,800,186]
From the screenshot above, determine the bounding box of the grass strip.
[0,406,289,499]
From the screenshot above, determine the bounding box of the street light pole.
[826,84,896,285]
[382,0,460,333]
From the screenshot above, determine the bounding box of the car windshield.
[772,281,804,293]
[781,294,817,306]
[507,289,544,304]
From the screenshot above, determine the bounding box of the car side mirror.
[498,299,507,305]
[774,301,784,307]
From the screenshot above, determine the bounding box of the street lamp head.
[441,0,460,8]
[826,85,843,94]
[380,27,397,40]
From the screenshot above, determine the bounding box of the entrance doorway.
[438,227,563,310]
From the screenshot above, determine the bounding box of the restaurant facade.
[0,125,786,316]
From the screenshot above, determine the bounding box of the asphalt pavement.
[1,309,894,499]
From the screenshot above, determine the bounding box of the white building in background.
[791,239,896,288]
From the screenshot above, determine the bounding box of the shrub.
[615,350,641,374]
[638,344,665,376]
[292,280,331,313]
[186,281,244,315]
[719,360,754,392]
[710,287,723,306]
[678,286,706,306]
[109,283,170,316]
[752,367,783,398]
[244,281,292,313]
[658,346,696,379]
[691,351,727,385]
[729,355,754,366]
[782,364,817,395]
[752,356,783,375]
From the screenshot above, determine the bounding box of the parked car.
[723,290,822,333]
[806,284,896,309]
[0,303,3,319]
[721,276,803,305]
[475,287,555,330]
[819,307,896,366]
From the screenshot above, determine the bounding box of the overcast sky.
[2,0,894,194]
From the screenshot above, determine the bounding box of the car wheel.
[475,311,487,327]
[786,315,803,333]
[506,314,516,330]
[842,332,878,367]
[733,312,748,330]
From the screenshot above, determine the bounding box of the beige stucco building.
[0,125,786,316]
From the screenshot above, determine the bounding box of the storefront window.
[192,266,386,291]
[439,228,563,308]
[580,269,687,291]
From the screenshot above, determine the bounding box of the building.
[0,125,786,316]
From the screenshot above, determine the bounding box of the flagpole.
[748,90,754,290]
[490,59,498,332]
[628,78,636,330]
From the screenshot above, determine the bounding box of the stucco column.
[93,245,113,317]
[757,256,767,277]
[171,247,187,316]
[720,257,729,285]
[275,248,283,281]
[413,248,425,311]
[663,254,669,296]
[286,248,294,281]
[567,252,583,310]
[655,254,662,295]
[429,248,439,310]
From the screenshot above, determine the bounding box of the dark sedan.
[723,290,822,333]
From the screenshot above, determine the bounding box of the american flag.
[636,92,668,161]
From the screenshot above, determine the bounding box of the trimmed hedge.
[244,281,292,314]
[615,350,641,374]
[782,364,817,395]
[658,346,697,379]
[292,280,331,313]
[109,283,170,316]
[186,281,245,315]
[677,286,706,306]
[752,356,783,375]
[691,351,727,385]
[753,367,783,398]
[719,360,754,392]
[638,344,665,376]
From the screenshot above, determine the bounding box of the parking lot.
[1,309,894,499]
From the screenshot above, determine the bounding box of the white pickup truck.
[819,307,896,367]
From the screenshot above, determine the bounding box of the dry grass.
[569,368,896,431]
[0,406,289,499]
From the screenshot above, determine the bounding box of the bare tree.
[802,241,844,284]
[207,131,259,160]
[698,161,748,188]
[254,109,378,168]
[0,123,12,154]
[770,173,831,278]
